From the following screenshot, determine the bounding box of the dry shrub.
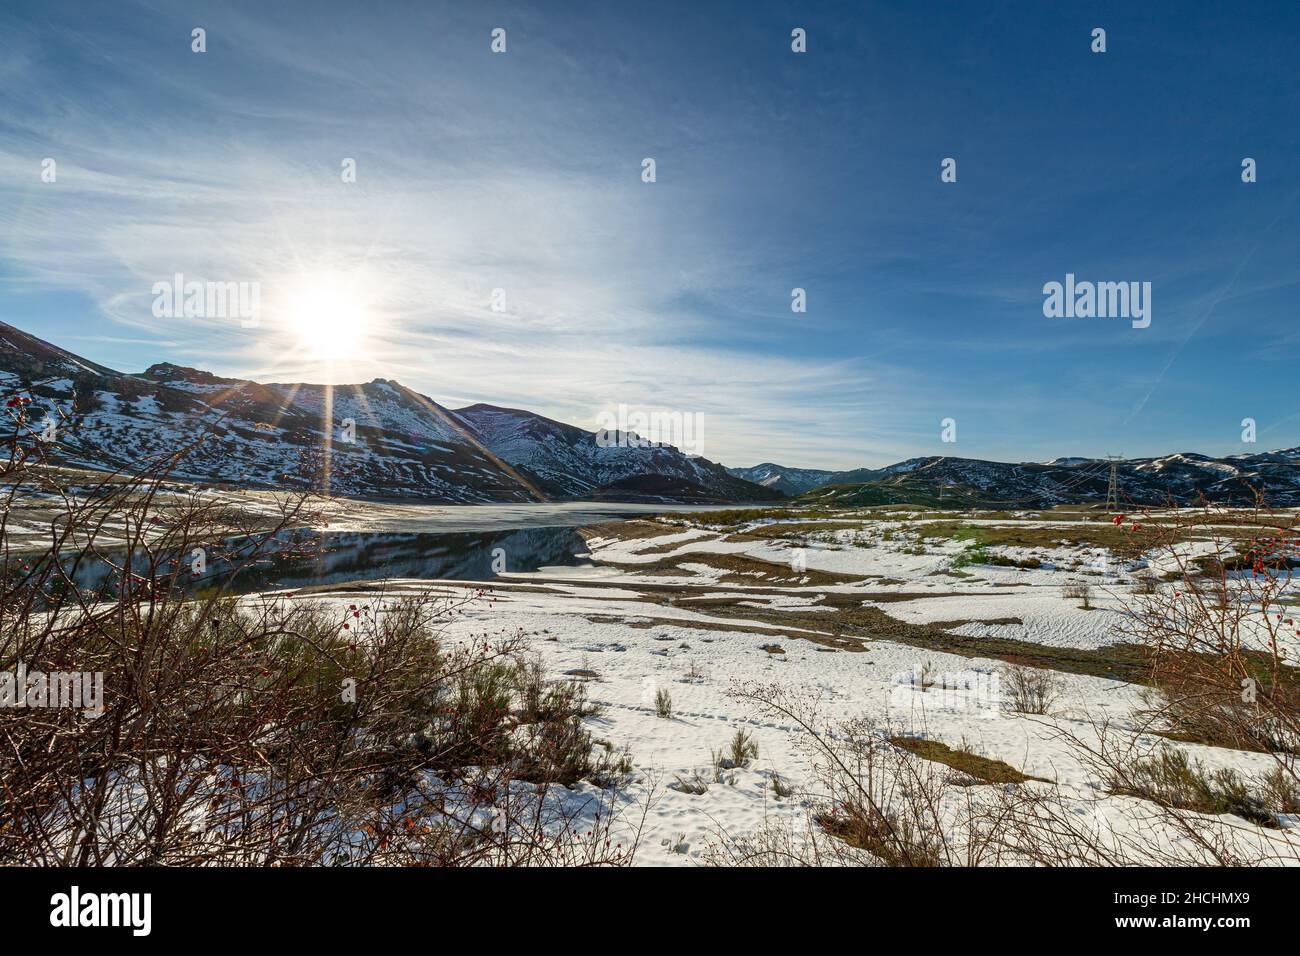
[705,685,1036,867]
[1035,719,1300,866]
[1107,747,1276,828]
[654,687,672,719]
[0,416,638,866]
[1117,501,1300,759]
[708,684,1300,868]
[1062,582,1092,608]
[1134,569,1161,594]
[1001,662,1062,715]
[718,728,759,769]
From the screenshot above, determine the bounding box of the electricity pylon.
[1105,454,1123,511]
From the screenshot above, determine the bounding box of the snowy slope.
[454,403,782,502]
[0,322,776,504]
[0,323,543,501]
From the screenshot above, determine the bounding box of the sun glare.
[283,272,374,363]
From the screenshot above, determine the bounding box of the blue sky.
[1,0,1296,469]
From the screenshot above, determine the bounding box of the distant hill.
[726,462,889,495]
[791,452,1300,508]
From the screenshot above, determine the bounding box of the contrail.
[1124,246,1255,426]
[1123,197,1292,426]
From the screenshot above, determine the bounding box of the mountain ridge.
[788,451,1300,508]
[3,321,1295,508]
[0,321,777,504]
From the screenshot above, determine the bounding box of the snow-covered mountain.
[453,404,778,501]
[5,321,1293,508]
[797,452,1300,508]
[725,463,837,495]
[0,322,777,503]
[725,462,888,496]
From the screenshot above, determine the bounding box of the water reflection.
[59,527,592,598]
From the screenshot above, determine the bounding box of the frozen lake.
[318,500,740,534]
[49,501,744,598]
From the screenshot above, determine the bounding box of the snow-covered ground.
[259,511,1300,865]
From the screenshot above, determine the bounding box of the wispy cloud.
[1,0,1296,467]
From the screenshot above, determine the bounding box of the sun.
[282,271,374,363]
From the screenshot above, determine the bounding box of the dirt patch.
[915,520,1154,553]
[642,592,1151,681]
[727,521,874,540]
[576,613,842,645]
[889,736,1048,784]
[630,550,870,587]
[843,591,985,604]
[629,532,724,556]
[577,519,679,543]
